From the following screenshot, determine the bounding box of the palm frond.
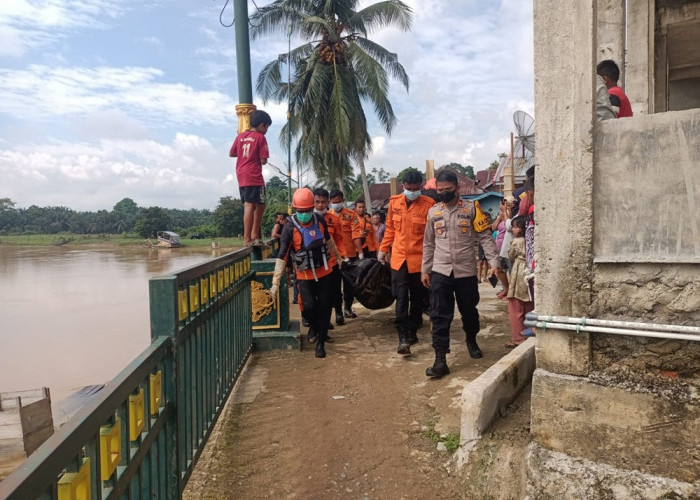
[349,0,413,36]
[352,37,409,90]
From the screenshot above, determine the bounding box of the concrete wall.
[593,109,700,263]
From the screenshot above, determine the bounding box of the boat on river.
[156,231,182,247]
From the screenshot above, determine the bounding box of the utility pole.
[287,24,293,214]
[234,0,255,133]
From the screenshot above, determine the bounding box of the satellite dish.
[513,111,535,154]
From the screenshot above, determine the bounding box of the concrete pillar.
[533,0,596,375]
[596,0,626,83]
[425,160,435,180]
[625,0,654,114]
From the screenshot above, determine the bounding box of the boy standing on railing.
[229,110,272,246]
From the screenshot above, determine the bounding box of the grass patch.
[424,419,460,453]
[0,233,245,248]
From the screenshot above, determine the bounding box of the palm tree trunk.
[357,156,372,214]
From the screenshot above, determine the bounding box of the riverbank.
[0,234,245,248]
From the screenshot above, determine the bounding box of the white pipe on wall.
[525,313,699,334]
[523,320,700,343]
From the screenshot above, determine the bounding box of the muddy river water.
[0,245,235,406]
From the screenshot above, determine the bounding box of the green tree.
[252,0,413,212]
[134,207,171,238]
[440,162,474,179]
[112,198,139,233]
[488,153,507,171]
[0,198,18,232]
[212,197,244,237]
[262,176,291,236]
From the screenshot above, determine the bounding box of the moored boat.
[156,231,182,247]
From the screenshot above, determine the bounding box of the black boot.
[406,329,419,345]
[307,326,317,344]
[335,312,345,325]
[466,334,483,359]
[315,340,326,358]
[426,347,450,378]
[396,332,411,356]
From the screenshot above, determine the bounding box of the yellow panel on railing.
[57,457,90,500]
[217,270,224,291]
[129,389,145,441]
[228,265,234,284]
[224,267,230,288]
[246,257,251,273]
[189,284,199,312]
[210,273,217,296]
[178,289,188,321]
[150,371,162,415]
[99,419,121,481]
[200,277,209,304]
[235,262,240,281]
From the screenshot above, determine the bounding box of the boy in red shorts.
[229,110,272,245]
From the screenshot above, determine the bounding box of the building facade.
[529,0,699,497]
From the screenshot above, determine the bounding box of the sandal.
[505,340,525,349]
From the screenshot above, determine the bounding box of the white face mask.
[314,208,328,216]
[330,202,343,212]
[404,189,421,201]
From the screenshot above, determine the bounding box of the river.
[0,245,236,408]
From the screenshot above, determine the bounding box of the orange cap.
[292,187,314,209]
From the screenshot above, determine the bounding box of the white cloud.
[0,0,131,56]
[0,134,238,210]
[0,65,237,126]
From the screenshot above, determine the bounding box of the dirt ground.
[184,282,532,500]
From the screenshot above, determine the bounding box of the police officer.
[270,188,345,358]
[421,170,508,378]
[377,170,435,356]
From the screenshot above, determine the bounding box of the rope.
[216,0,262,28]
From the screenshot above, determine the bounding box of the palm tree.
[251,0,412,209]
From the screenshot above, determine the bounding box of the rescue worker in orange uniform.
[329,189,359,320]
[352,198,378,260]
[377,170,436,356]
[310,188,348,339]
[270,188,345,358]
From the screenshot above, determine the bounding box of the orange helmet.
[292,187,314,210]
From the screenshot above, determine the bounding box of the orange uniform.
[323,210,346,267]
[352,214,378,253]
[330,206,358,258]
[379,194,435,273]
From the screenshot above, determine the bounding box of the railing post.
[149,276,180,499]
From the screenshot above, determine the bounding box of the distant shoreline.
[0,234,245,248]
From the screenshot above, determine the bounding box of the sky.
[0,0,534,212]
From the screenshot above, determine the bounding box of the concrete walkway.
[184,282,524,499]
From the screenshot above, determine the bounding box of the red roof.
[475,169,496,187]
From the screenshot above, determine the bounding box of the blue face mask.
[296,212,313,224]
[404,189,421,201]
[329,202,343,212]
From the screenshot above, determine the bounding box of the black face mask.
[438,190,456,203]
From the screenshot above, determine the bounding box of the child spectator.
[229,110,272,246]
[597,60,633,118]
[505,216,533,348]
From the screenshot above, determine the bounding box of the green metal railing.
[0,247,254,500]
